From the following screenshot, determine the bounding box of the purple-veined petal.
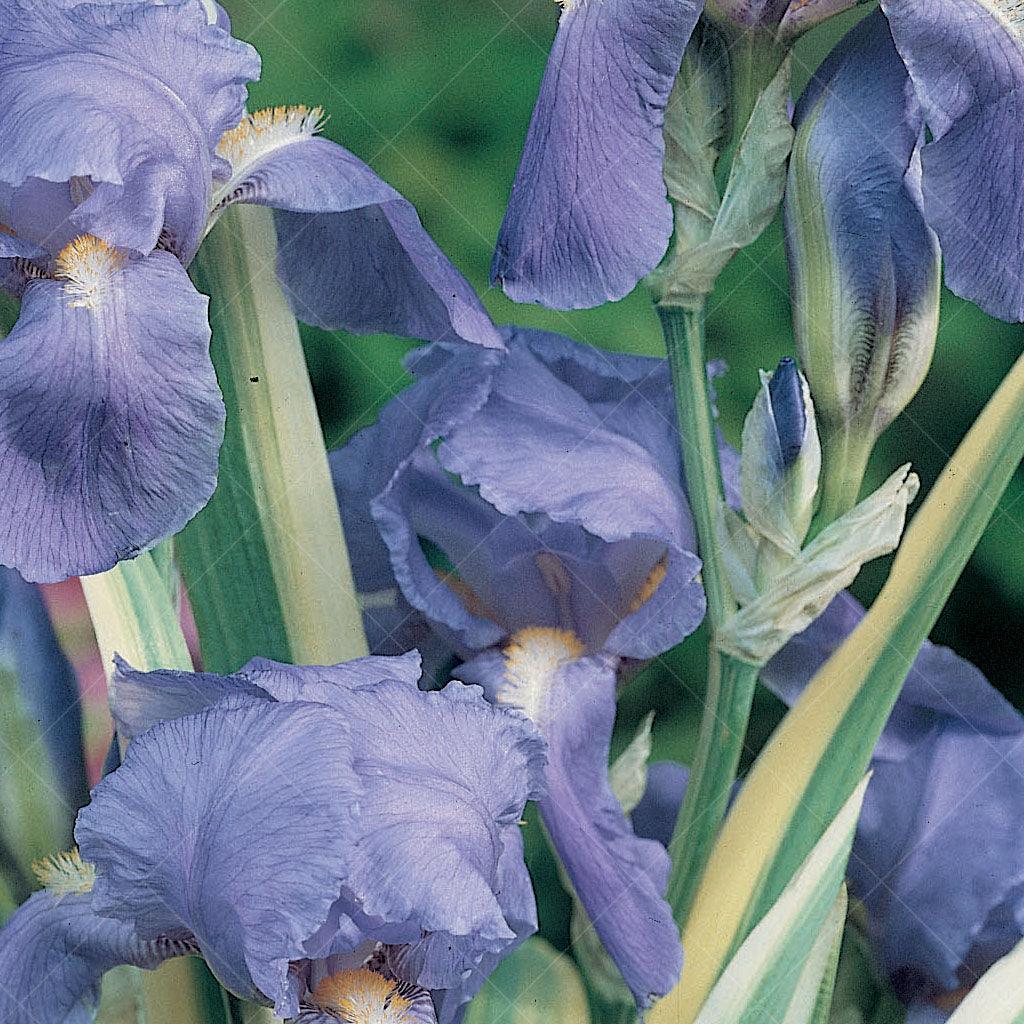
[109,656,269,741]
[438,336,704,658]
[880,0,1024,320]
[0,890,191,1024]
[529,654,682,1007]
[492,0,702,309]
[763,592,1024,995]
[75,700,361,1013]
[211,112,501,348]
[0,0,258,258]
[0,245,223,583]
[329,344,498,658]
[317,678,545,998]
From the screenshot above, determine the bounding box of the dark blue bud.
[768,357,806,468]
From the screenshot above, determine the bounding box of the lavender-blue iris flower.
[629,598,1024,1020]
[331,328,717,1007]
[0,651,544,1024]
[497,0,1024,322]
[0,0,500,585]
[763,592,1024,1007]
[0,568,88,845]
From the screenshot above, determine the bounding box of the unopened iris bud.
[785,13,940,524]
[740,357,820,557]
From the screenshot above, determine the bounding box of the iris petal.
[0,567,88,835]
[438,334,704,657]
[0,0,258,258]
[763,592,1024,993]
[213,120,501,348]
[0,248,223,583]
[536,656,682,1007]
[75,701,361,1012]
[880,0,1024,320]
[492,0,702,309]
[0,890,187,1024]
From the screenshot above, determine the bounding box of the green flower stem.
[80,550,232,1024]
[181,204,368,672]
[656,346,1024,1024]
[658,304,758,928]
[809,424,875,538]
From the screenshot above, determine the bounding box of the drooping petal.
[211,112,501,348]
[0,0,259,258]
[75,700,362,1013]
[530,654,682,1007]
[786,9,939,441]
[880,0,1024,320]
[0,890,190,1024]
[0,246,223,583]
[492,0,702,309]
[763,592,1024,995]
[0,567,89,835]
[438,332,704,658]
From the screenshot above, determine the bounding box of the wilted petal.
[439,333,704,658]
[0,890,188,1024]
[0,567,88,833]
[0,246,223,583]
[75,701,361,1012]
[0,0,259,257]
[764,592,1024,993]
[880,0,1024,320]
[213,113,501,347]
[532,655,682,1007]
[492,0,702,309]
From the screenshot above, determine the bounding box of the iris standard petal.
[324,678,546,992]
[763,592,1024,994]
[0,567,88,832]
[786,9,939,438]
[0,890,190,1024]
[75,701,361,1012]
[438,338,704,658]
[110,656,269,741]
[880,0,1024,320]
[535,655,682,1007]
[212,113,501,347]
[0,245,223,583]
[492,0,702,309]
[0,0,258,258]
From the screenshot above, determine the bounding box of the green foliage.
[688,779,866,1024]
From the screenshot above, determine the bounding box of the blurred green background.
[220,5,1024,944]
